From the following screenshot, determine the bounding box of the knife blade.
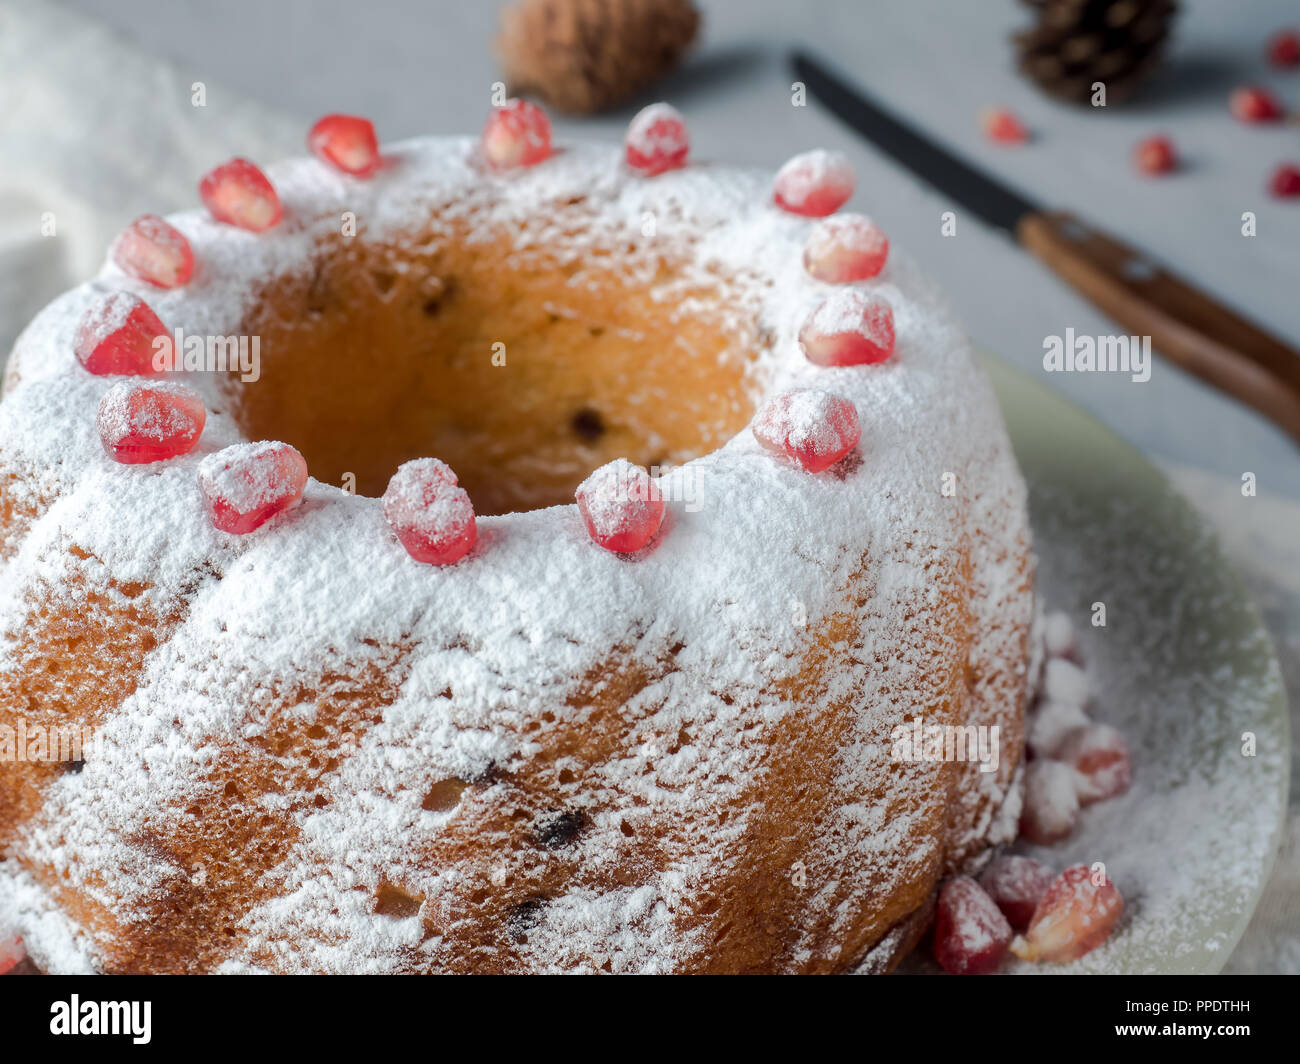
[792,51,1037,234]
[791,50,1300,445]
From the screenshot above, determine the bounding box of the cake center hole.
[225,223,759,516]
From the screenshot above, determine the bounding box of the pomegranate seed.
[308,114,380,177]
[1042,657,1089,708]
[1057,722,1131,805]
[798,289,895,367]
[199,158,283,231]
[576,459,665,554]
[1135,135,1177,176]
[981,107,1029,144]
[1019,758,1080,844]
[979,855,1056,931]
[111,215,194,289]
[1026,698,1089,760]
[482,99,553,171]
[1011,864,1123,963]
[74,293,169,376]
[772,150,855,217]
[1271,163,1300,198]
[1267,29,1300,68]
[382,458,477,566]
[751,389,861,473]
[932,876,1013,975]
[803,213,889,283]
[97,380,206,464]
[1042,610,1081,662]
[625,103,689,176]
[198,441,308,534]
[0,935,24,976]
[1230,86,1284,123]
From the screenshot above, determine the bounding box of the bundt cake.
[0,102,1034,974]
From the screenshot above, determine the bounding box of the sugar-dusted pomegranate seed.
[308,114,381,176]
[1267,29,1300,68]
[1057,722,1131,805]
[74,292,169,376]
[803,213,889,283]
[1271,163,1300,198]
[1011,864,1123,963]
[382,458,477,566]
[112,215,194,289]
[198,441,307,534]
[1026,698,1090,760]
[97,380,206,464]
[932,876,1013,975]
[1042,657,1089,708]
[1230,85,1284,123]
[979,855,1056,931]
[625,102,689,176]
[1019,758,1080,844]
[576,459,665,554]
[772,149,855,217]
[751,389,861,473]
[482,99,553,171]
[1135,135,1177,176]
[0,934,24,976]
[199,158,283,232]
[981,107,1029,144]
[1042,609,1081,662]
[799,289,895,367]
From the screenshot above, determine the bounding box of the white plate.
[981,358,1290,974]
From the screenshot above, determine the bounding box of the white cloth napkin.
[1,0,1296,972]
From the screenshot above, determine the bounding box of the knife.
[792,51,1300,445]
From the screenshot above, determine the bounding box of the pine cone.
[497,0,700,115]
[1014,0,1178,105]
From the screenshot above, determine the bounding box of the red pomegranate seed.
[97,380,206,464]
[308,114,381,177]
[1011,864,1123,963]
[932,876,1013,975]
[625,102,689,176]
[576,459,665,554]
[1267,29,1300,68]
[978,855,1056,930]
[112,215,194,289]
[1019,758,1080,844]
[382,458,477,566]
[798,289,895,367]
[198,441,307,534]
[981,107,1029,145]
[1271,163,1300,198]
[199,158,283,232]
[1025,698,1089,760]
[772,150,855,217]
[0,935,24,976]
[1042,610,1081,663]
[1057,722,1131,804]
[1230,86,1284,123]
[482,99,553,171]
[751,389,861,473]
[1135,135,1177,176]
[1042,657,1089,707]
[803,213,889,283]
[74,293,169,376]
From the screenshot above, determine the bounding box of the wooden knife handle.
[1016,210,1300,445]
